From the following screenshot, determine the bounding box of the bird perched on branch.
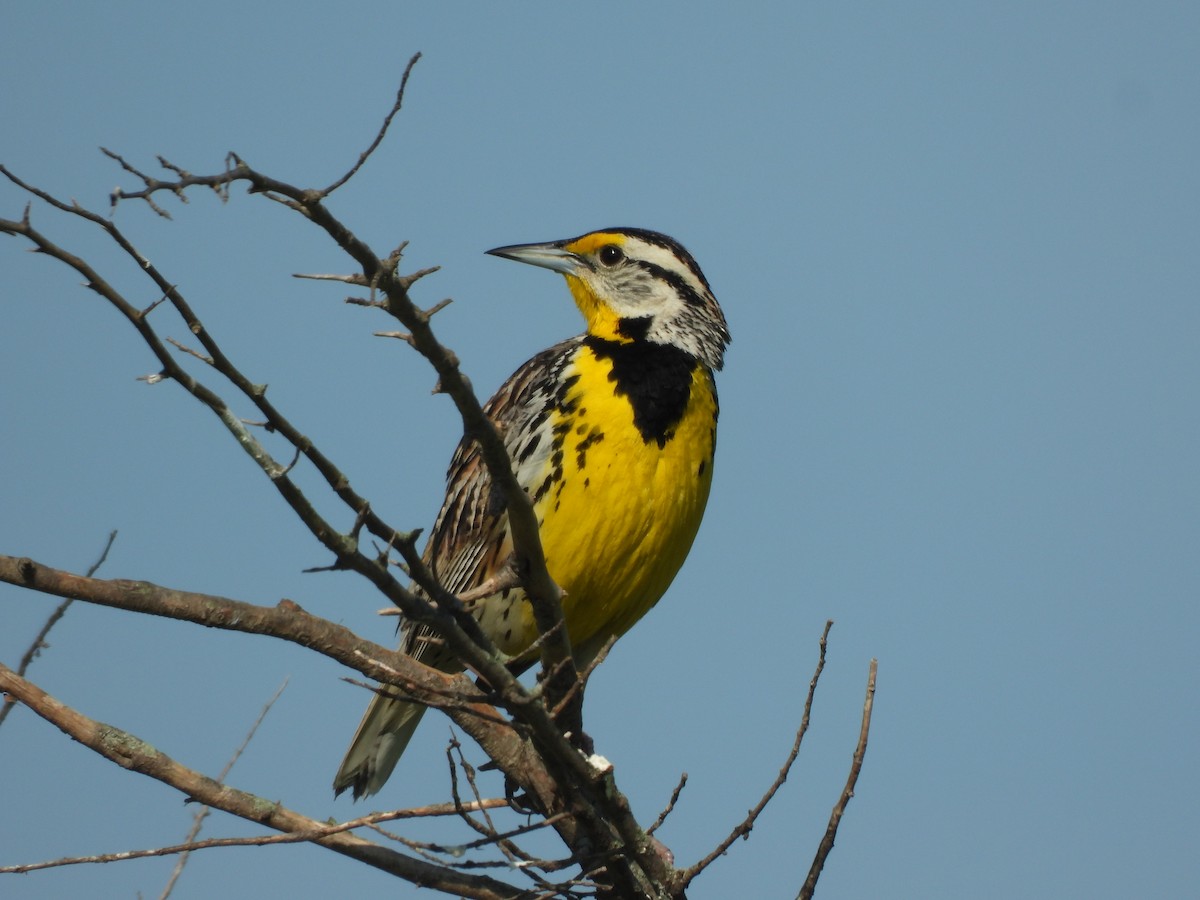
[334,227,730,799]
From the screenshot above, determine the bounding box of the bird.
[333,227,730,799]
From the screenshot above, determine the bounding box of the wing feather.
[398,336,581,668]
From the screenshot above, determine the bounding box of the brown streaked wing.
[397,336,583,670]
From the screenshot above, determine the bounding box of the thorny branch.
[4,97,602,847]
[1,151,651,899]
[0,552,875,897]
[3,52,578,735]
[0,58,875,899]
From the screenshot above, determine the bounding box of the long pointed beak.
[485,241,587,276]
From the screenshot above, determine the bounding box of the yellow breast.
[528,342,719,661]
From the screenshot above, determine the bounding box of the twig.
[646,772,688,837]
[8,119,561,741]
[159,677,290,899]
[798,658,877,900]
[165,335,214,365]
[319,53,421,197]
[356,739,572,882]
[0,660,525,900]
[292,272,371,286]
[547,634,616,721]
[0,202,518,742]
[0,62,668,890]
[401,811,569,871]
[0,529,117,730]
[447,737,507,844]
[380,798,513,820]
[0,552,650,891]
[677,620,835,892]
[2,802,524,876]
[101,149,178,217]
[378,567,523,616]
[454,741,541,874]
[339,671,513,729]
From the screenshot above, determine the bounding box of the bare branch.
[6,63,576,736]
[165,335,214,365]
[0,800,517,877]
[798,657,877,900]
[402,265,442,289]
[383,798,513,819]
[292,271,371,286]
[647,773,688,837]
[159,677,290,899]
[677,620,835,892]
[0,661,525,899]
[374,329,415,345]
[0,553,661,892]
[0,557,527,772]
[0,529,117,730]
[139,291,171,318]
[6,130,570,727]
[100,148,176,217]
[319,53,422,196]
[0,204,518,729]
[551,634,615,718]
[104,148,241,211]
[339,670,513,730]
[423,297,454,318]
[0,65,818,894]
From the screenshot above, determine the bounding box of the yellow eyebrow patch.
[564,231,628,255]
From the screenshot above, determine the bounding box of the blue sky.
[2,3,1198,898]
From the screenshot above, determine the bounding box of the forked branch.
[0,529,116,730]
[0,59,872,898]
[799,657,877,900]
[0,660,523,900]
[3,53,575,715]
[677,620,835,891]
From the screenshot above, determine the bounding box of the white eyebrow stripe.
[625,237,710,298]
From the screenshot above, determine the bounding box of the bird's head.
[487,228,730,370]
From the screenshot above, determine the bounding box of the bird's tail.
[333,689,427,800]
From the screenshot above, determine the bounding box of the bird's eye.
[598,245,624,267]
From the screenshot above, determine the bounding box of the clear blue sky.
[3,3,1198,898]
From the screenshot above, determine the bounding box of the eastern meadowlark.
[334,227,730,799]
